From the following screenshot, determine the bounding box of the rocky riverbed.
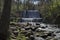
[9,22,60,40]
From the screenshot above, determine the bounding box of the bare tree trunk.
[0,0,12,40]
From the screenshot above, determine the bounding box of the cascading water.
[20,10,42,22]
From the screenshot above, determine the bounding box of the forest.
[0,0,60,40]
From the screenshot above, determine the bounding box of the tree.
[0,0,12,40]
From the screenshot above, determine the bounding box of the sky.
[30,1,40,5]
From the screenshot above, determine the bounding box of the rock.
[30,35,34,40]
[13,31,18,37]
[21,28,25,31]
[40,35,48,39]
[34,37,45,40]
[26,37,30,40]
